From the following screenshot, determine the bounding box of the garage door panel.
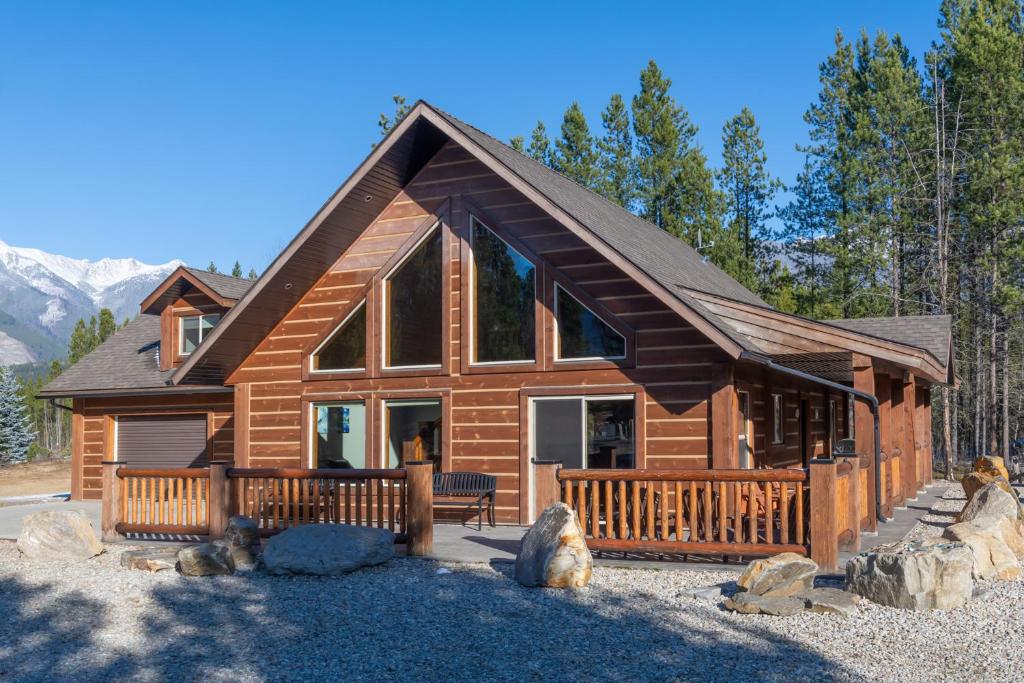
[117,414,208,468]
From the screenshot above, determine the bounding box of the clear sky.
[0,1,943,272]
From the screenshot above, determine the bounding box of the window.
[384,226,443,368]
[532,396,635,469]
[471,217,535,363]
[179,314,220,355]
[384,399,442,471]
[555,285,625,360]
[771,393,784,445]
[312,402,366,469]
[311,302,366,372]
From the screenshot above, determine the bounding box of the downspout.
[739,351,886,524]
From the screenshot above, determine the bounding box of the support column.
[100,461,124,543]
[208,461,231,539]
[711,362,738,469]
[874,373,893,518]
[903,375,919,500]
[852,354,877,533]
[809,458,839,573]
[71,398,84,501]
[233,383,251,468]
[405,461,434,556]
[533,460,562,519]
[836,455,861,553]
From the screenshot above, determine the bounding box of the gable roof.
[183,267,254,301]
[827,315,952,367]
[37,314,227,397]
[140,265,254,313]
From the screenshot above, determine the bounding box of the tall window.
[555,285,625,360]
[385,226,442,368]
[311,302,366,372]
[179,314,220,355]
[312,402,366,469]
[471,217,535,363]
[771,393,785,445]
[532,396,635,469]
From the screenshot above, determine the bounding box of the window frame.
[771,393,785,445]
[468,214,538,367]
[553,282,627,362]
[307,400,370,469]
[178,313,221,357]
[308,300,367,375]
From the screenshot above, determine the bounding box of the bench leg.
[478,498,483,531]
[489,495,496,527]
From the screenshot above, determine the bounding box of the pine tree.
[68,318,94,365]
[232,261,243,278]
[510,136,525,153]
[97,308,117,344]
[378,95,411,139]
[526,122,552,165]
[207,261,218,274]
[0,367,35,463]
[552,102,599,188]
[248,267,258,280]
[596,94,636,208]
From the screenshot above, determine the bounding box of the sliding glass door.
[531,395,635,469]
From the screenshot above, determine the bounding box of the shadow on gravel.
[0,557,859,682]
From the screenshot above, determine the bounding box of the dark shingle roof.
[430,106,768,308]
[183,267,253,300]
[827,315,952,366]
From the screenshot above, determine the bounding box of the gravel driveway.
[1,486,1021,682]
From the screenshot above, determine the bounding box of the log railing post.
[836,455,861,553]
[404,461,434,556]
[533,460,562,520]
[809,458,839,572]
[101,461,124,543]
[208,461,231,539]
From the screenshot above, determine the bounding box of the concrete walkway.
[0,499,101,540]
[838,483,948,566]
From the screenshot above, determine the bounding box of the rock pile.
[515,503,592,588]
[723,553,861,616]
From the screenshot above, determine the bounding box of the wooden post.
[902,375,918,500]
[836,455,860,553]
[71,399,85,500]
[533,460,562,520]
[404,461,434,556]
[208,461,231,539]
[852,354,877,533]
[710,363,738,469]
[809,458,839,573]
[101,461,123,542]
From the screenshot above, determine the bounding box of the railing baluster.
[717,481,727,543]
[659,481,668,542]
[590,480,600,539]
[577,480,587,534]
[617,481,627,539]
[702,481,712,542]
[603,480,613,540]
[630,481,640,540]
[688,481,698,542]
[674,482,683,542]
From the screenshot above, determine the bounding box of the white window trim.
[468,214,537,366]
[552,283,627,362]
[528,394,635,471]
[178,313,220,356]
[381,223,443,370]
[309,400,366,468]
[308,301,366,374]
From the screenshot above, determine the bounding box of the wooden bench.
[433,472,496,530]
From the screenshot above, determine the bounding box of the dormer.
[140,266,252,371]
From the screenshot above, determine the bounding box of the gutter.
[739,351,887,524]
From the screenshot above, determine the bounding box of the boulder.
[801,587,861,616]
[942,520,1020,581]
[223,516,261,550]
[974,456,1009,481]
[212,539,258,571]
[515,503,592,588]
[16,510,104,561]
[177,543,235,576]
[735,552,818,598]
[121,548,178,572]
[724,591,805,616]
[845,540,974,610]
[956,482,1022,525]
[961,472,1014,505]
[262,524,394,576]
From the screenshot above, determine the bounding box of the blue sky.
[0,2,943,272]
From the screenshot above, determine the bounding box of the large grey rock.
[846,541,974,610]
[223,516,261,549]
[515,503,592,588]
[177,543,235,576]
[736,552,818,597]
[262,524,394,576]
[956,483,1022,525]
[943,518,1023,581]
[724,591,805,616]
[212,538,258,571]
[121,548,178,572]
[801,587,861,616]
[17,510,104,561]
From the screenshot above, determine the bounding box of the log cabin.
[40,101,953,532]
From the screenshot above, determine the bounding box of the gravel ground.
[1,486,1022,682]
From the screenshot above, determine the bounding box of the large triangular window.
[555,284,626,360]
[384,225,443,368]
[311,301,366,372]
[471,216,536,363]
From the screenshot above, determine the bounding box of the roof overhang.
[141,266,239,314]
[37,385,233,400]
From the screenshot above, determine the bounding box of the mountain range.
[0,240,182,366]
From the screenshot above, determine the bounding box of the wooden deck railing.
[548,467,810,558]
[100,460,434,555]
[227,468,408,542]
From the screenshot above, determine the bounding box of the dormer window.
[179,314,221,356]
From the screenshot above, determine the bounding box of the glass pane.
[386,229,442,367]
[313,304,366,370]
[313,403,366,469]
[557,287,625,359]
[181,316,200,354]
[533,399,583,469]
[586,399,634,468]
[386,400,442,471]
[472,218,535,362]
[200,314,221,340]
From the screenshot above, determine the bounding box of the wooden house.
[41,101,953,530]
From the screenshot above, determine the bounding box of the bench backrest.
[433,471,496,495]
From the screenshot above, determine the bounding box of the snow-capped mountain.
[0,240,182,366]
